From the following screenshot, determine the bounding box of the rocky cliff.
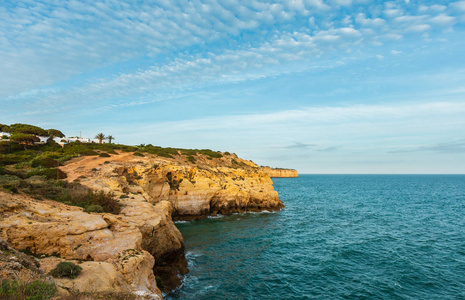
[261,167,299,178]
[1,150,285,298]
[62,152,284,220]
[0,190,183,297]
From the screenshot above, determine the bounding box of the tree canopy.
[0,124,10,132]
[9,123,49,136]
[10,133,40,146]
[95,133,105,144]
[47,129,65,138]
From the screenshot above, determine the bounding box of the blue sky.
[1,0,465,173]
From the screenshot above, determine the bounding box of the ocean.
[166,175,465,299]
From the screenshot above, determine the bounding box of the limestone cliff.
[262,167,299,178]
[63,151,284,220]
[0,150,285,297]
[0,190,181,297]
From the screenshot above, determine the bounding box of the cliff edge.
[262,167,299,178]
[62,151,284,220]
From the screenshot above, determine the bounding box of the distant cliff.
[262,167,298,178]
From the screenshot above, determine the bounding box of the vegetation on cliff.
[0,123,238,214]
[49,262,82,279]
[0,123,285,295]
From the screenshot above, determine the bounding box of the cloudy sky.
[1,0,465,173]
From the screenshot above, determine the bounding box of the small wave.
[174,220,190,224]
[207,215,225,219]
[185,250,202,259]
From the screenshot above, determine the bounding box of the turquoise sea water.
[166,175,465,299]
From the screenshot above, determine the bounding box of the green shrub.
[82,150,98,156]
[31,157,61,168]
[49,262,82,279]
[2,184,18,193]
[27,168,67,180]
[0,279,56,300]
[187,155,196,163]
[85,204,104,213]
[98,152,111,157]
[166,172,183,190]
[133,152,144,157]
[19,180,121,214]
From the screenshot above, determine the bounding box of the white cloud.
[430,14,456,26]
[137,101,465,134]
[1,0,464,107]
[405,24,431,32]
[450,1,465,12]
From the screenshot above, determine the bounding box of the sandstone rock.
[0,238,43,282]
[0,191,174,296]
[40,250,162,298]
[261,167,299,178]
[70,153,285,220]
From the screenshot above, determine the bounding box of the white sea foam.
[174,220,190,224]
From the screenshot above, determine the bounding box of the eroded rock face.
[0,238,43,282]
[1,151,287,296]
[73,154,284,221]
[0,190,184,297]
[261,167,299,178]
[39,250,160,298]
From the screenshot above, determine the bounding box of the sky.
[1,0,465,174]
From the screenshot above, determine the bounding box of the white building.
[2,132,110,145]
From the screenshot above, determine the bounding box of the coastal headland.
[0,123,287,298]
[262,166,299,178]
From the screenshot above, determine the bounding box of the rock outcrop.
[261,167,299,178]
[0,190,184,297]
[64,152,284,221]
[0,150,286,297]
[0,238,44,282]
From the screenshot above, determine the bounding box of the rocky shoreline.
[0,151,286,298]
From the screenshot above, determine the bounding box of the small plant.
[31,157,61,168]
[27,168,67,180]
[119,194,129,199]
[2,184,18,194]
[133,152,144,157]
[82,150,98,156]
[85,204,104,213]
[0,279,56,300]
[99,152,111,157]
[166,172,183,191]
[49,261,82,279]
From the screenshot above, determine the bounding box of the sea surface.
[166,175,465,299]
